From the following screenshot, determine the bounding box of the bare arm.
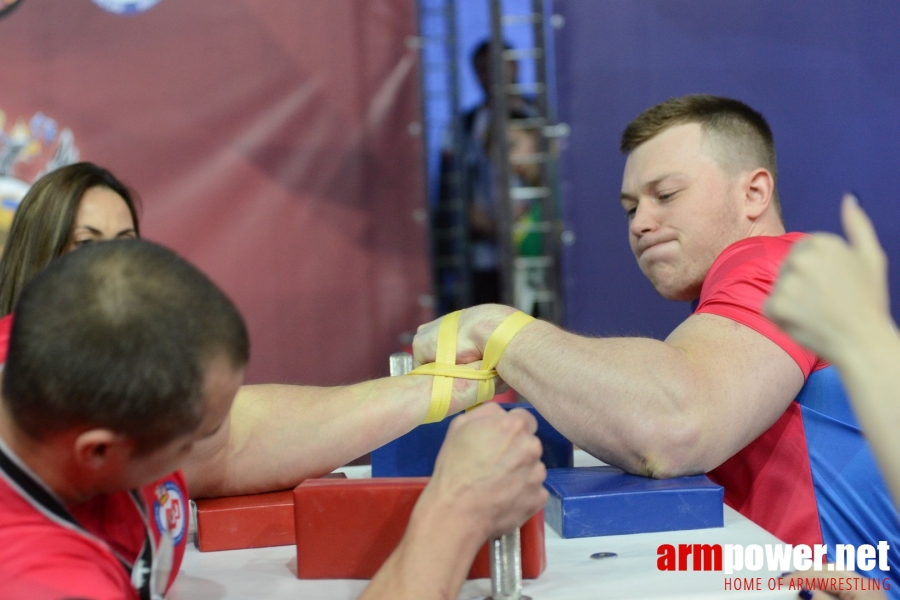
[183,374,484,498]
[414,305,804,478]
[766,194,900,505]
[360,404,548,600]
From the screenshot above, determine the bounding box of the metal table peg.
[489,528,530,600]
[389,352,414,377]
[390,351,528,598]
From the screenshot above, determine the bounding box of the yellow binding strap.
[407,310,535,423]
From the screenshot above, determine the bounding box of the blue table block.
[544,466,724,538]
[371,403,573,477]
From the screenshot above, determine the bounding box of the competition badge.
[153,481,187,546]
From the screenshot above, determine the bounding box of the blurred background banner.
[4,0,900,385]
[0,0,431,385]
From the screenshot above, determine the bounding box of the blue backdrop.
[555,0,900,338]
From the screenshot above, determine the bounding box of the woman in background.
[0,162,138,315]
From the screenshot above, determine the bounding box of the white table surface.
[170,454,796,599]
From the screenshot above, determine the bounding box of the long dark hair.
[0,162,140,316]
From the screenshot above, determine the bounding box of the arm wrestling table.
[169,453,796,600]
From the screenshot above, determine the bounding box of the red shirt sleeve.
[0,313,11,364]
[0,536,137,600]
[694,233,821,378]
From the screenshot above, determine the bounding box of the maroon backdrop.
[0,0,431,385]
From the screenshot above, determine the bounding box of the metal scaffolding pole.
[417,0,472,314]
[418,0,566,322]
[490,0,515,307]
[490,0,565,324]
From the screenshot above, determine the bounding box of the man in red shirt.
[413,95,900,585]
[0,239,546,599]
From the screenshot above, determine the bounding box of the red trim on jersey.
[695,233,822,375]
[0,314,11,356]
[696,233,827,546]
[0,468,189,598]
[709,403,824,546]
[0,472,140,599]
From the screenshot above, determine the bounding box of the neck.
[0,400,92,505]
[745,211,787,238]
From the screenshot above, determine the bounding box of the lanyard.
[0,437,163,599]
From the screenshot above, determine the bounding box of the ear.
[73,428,134,471]
[741,168,776,220]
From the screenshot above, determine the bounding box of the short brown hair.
[3,239,249,454]
[621,95,780,218]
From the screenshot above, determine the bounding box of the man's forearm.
[495,315,805,478]
[192,376,432,498]
[497,320,705,477]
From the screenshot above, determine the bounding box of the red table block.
[294,477,546,580]
[196,473,347,552]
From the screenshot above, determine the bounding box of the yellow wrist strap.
[407,310,535,423]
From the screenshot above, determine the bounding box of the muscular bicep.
[665,312,805,465]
